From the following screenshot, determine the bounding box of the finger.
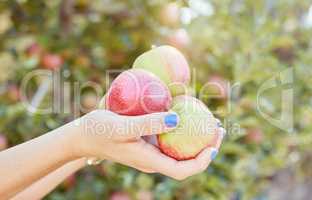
[169,147,217,180]
[214,117,226,149]
[129,140,178,173]
[109,154,156,173]
[103,144,156,173]
[120,112,179,138]
[216,118,222,128]
[143,135,158,147]
[135,167,156,173]
[215,127,226,149]
[132,140,216,181]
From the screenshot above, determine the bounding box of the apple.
[245,128,263,144]
[41,53,64,70]
[136,190,153,200]
[159,2,180,27]
[109,192,131,200]
[62,174,76,190]
[106,69,172,115]
[272,36,295,63]
[25,42,42,57]
[7,84,20,102]
[133,45,190,96]
[166,29,190,49]
[0,134,8,151]
[206,75,229,99]
[158,95,218,160]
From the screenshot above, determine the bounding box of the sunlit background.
[0,0,312,199]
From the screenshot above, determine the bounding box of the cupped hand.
[67,109,225,180]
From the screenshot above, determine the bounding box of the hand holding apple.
[96,45,224,179]
[70,109,222,180]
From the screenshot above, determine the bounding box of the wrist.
[64,116,102,159]
[65,112,109,160]
[57,120,85,160]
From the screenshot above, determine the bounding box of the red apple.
[106,69,172,115]
[41,53,64,70]
[109,192,131,200]
[7,84,20,102]
[62,174,76,190]
[133,45,190,96]
[245,128,263,144]
[25,42,42,57]
[166,29,190,49]
[158,95,218,160]
[136,190,153,200]
[206,75,229,99]
[0,134,8,151]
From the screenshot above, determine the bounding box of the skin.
[12,125,224,200]
[11,158,87,200]
[0,109,224,199]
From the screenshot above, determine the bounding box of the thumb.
[121,112,179,138]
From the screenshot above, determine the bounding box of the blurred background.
[0,0,312,199]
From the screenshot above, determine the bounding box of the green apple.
[158,95,219,160]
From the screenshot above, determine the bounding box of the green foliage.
[0,0,311,199]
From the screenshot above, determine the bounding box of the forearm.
[0,122,78,199]
[11,158,86,200]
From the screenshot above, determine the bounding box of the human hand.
[67,109,225,180]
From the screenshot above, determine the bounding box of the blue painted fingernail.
[164,114,178,127]
[210,148,218,160]
[220,128,226,138]
[217,120,222,127]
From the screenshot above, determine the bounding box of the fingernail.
[210,148,218,160]
[216,119,222,127]
[164,114,178,128]
[220,127,226,138]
